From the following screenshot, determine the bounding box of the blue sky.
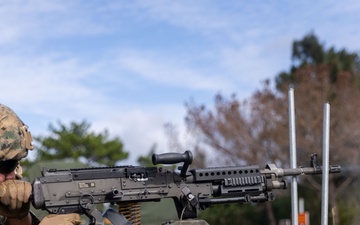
[1,1,360,165]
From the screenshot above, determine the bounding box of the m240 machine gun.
[31,151,340,225]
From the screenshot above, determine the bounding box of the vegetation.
[182,32,360,225]
[24,120,128,167]
[24,32,360,224]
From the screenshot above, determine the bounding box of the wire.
[179,205,187,225]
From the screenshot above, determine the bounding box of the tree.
[184,32,360,224]
[276,32,360,87]
[185,86,288,225]
[137,143,157,167]
[33,120,128,166]
[274,32,360,224]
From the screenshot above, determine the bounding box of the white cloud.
[0,51,189,165]
[0,1,111,45]
[0,54,102,107]
[1,0,360,167]
[117,50,236,92]
[86,104,187,165]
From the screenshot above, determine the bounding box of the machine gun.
[31,151,341,225]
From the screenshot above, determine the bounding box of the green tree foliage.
[276,32,360,89]
[184,32,360,225]
[33,120,128,166]
[274,32,360,224]
[137,144,156,167]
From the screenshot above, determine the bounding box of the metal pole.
[321,103,330,225]
[288,88,298,225]
[299,198,304,213]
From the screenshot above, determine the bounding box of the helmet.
[0,104,34,161]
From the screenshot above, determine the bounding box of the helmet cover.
[0,104,34,161]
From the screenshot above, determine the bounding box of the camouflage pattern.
[15,163,24,179]
[0,104,33,161]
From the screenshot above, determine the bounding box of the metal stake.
[321,103,330,225]
[288,88,298,225]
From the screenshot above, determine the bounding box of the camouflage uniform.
[0,104,35,224]
[0,104,34,160]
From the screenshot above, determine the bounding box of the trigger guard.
[79,194,104,225]
[79,194,95,212]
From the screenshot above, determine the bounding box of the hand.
[39,214,82,225]
[0,180,31,219]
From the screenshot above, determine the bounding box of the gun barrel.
[282,165,341,176]
[329,165,342,173]
[260,164,341,178]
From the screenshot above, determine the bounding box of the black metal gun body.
[31,151,340,225]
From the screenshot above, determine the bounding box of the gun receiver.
[31,151,340,225]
